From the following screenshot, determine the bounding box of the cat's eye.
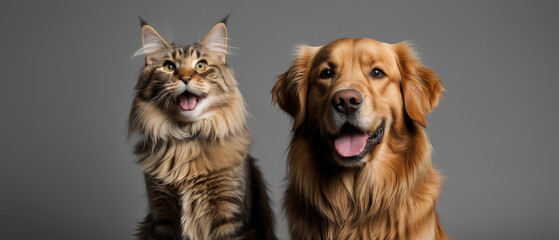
[195,61,208,72]
[371,68,386,79]
[319,68,335,79]
[163,62,176,72]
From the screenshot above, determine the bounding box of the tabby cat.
[129,17,277,240]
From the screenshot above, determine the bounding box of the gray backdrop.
[1,0,558,239]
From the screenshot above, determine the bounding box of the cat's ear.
[139,17,169,65]
[200,16,228,64]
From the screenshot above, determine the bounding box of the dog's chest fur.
[284,130,445,240]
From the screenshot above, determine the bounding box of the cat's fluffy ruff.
[130,17,277,240]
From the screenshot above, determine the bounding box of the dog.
[272,38,448,239]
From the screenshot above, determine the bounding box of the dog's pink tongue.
[334,132,369,157]
[179,93,197,111]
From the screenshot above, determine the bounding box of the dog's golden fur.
[273,38,448,239]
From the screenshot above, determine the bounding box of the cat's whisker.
[215,98,229,120]
[131,97,158,128]
[135,82,172,93]
[153,91,171,108]
[246,111,262,125]
[163,17,173,43]
[131,89,168,130]
[163,93,175,112]
[135,86,159,93]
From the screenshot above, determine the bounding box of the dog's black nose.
[332,89,362,114]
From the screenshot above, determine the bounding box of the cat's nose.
[179,76,192,83]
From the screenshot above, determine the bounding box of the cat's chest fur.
[176,159,249,240]
[138,138,251,239]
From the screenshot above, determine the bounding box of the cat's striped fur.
[130,17,277,240]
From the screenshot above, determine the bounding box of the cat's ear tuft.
[138,16,148,27]
[201,20,228,64]
[138,18,169,65]
[219,14,230,25]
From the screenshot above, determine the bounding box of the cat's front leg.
[138,175,182,240]
[180,170,248,240]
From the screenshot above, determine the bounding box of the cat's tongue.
[334,132,369,157]
[179,93,198,111]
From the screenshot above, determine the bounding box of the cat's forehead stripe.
[164,45,211,62]
[189,46,195,56]
[182,46,201,59]
[170,47,190,60]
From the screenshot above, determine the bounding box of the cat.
[129,17,277,240]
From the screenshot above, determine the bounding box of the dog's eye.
[371,68,386,79]
[319,69,335,79]
[163,61,176,72]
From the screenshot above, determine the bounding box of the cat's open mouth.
[178,91,205,111]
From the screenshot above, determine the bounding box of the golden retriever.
[272,38,448,239]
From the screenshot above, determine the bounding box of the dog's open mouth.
[330,120,386,160]
[177,91,205,111]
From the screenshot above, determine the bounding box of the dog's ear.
[393,42,444,128]
[272,45,320,130]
